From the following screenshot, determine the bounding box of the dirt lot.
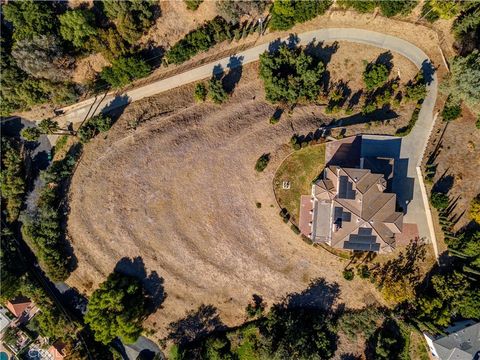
[66,61,400,340]
[423,103,480,234]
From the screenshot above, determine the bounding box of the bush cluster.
[78,114,113,143]
[165,17,234,64]
[338,0,417,17]
[255,153,270,172]
[363,63,389,90]
[269,0,332,31]
[100,56,151,88]
[441,96,462,122]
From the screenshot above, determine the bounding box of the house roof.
[308,165,403,252]
[432,322,480,360]
[6,296,32,318]
[48,340,67,360]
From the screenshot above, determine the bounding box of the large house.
[299,165,403,252]
[424,321,480,360]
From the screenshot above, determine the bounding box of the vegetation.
[165,17,234,65]
[255,153,270,172]
[273,144,325,223]
[185,0,203,11]
[441,96,462,122]
[78,114,114,143]
[363,63,389,90]
[338,0,417,17]
[100,56,151,88]
[259,43,324,104]
[371,318,408,360]
[21,150,80,281]
[470,194,480,224]
[342,268,354,280]
[85,271,147,344]
[395,105,420,136]
[425,0,460,20]
[440,50,480,112]
[207,77,228,104]
[430,191,450,210]
[372,242,426,304]
[269,0,332,31]
[59,9,98,49]
[216,0,268,24]
[0,137,26,222]
[452,3,480,55]
[405,72,427,102]
[245,295,265,319]
[194,83,208,102]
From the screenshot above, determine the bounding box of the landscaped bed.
[273,144,325,224]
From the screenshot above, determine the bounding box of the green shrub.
[255,202,262,208]
[343,268,354,281]
[184,0,203,10]
[405,72,427,102]
[207,78,228,104]
[78,114,113,143]
[100,56,151,88]
[269,0,332,31]
[430,191,449,210]
[441,97,462,122]
[255,153,270,172]
[259,44,324,104]
[290,224,301,235]
[363,63,389,90]
[166,17,234,64]
[269,116,279,125]
[337,0,376,13]
[362,102,377,115]
[379,0,417,17]
[476,115,480,129]
[194,83,207,102]
[395,106,420,136]
[357,265,371,279]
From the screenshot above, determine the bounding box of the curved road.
[59,28,438,254]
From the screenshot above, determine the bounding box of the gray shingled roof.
[433,322,480,360]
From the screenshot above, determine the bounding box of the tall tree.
[59,9,98,49]
[11,35,74,82]
[84,271,147,344]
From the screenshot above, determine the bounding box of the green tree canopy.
[269,0,332,31]
[2,0,56,40]
[100,56,151,88]
[84,271,147,344]
[11,35,74,82]
[441,50,480,112]
[207,77,228,104]
[59,9,98,49]
[259,43,325,104]
[363,63,389,90]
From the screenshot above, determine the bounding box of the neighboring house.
[299,165,403,252]
[0,308,11,334]
[48,340,67,360]
[5,296,38,325]
[424,321,480,360]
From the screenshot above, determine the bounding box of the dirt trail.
[67,64,386,339]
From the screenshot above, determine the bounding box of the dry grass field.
[66,61,398,340]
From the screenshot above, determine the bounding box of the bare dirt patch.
[423,103,480,232]
[67,63,388,340]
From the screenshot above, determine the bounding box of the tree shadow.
[340,353,362,360]
[222,55,244,94]
[267,34,300,53]
[139,42,165,69]
[421,59,436,85]
[327,108,399,128]
[114,256,166,314]
[432,174,454,194]
[304,40,339,65]
[167,304,226,347]
[365,318,406,360]
[348,90,363,108]
[375,51,394,72]
[283,277,340,310]
[101,94,131,121]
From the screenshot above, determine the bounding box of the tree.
[405,72,427,102]
[2,0,56,40]
[363,63,389,90]
[430,191,449,210]
[207,78,228,104]
[337,0,376,13]
[269,0,332,31]
[78,114,113,143]
[259,44,325,104]
[90,28,131,61]
[59,9,98,49]
[194,83,208,102]
[185,0,204,11]
[441,50,480,111]
[84,271,147,344]
[11,35,74,82]
[470,194,480,224]
[245,295,265,318]
[216,0,268,24]
[378,0,417,17]
[100,56,151,88]
[0,138,26,223]
[20,127,42,142]
[38,119,61,135]
[429,0,460,19]
[101,0,155,44]
[441,96,462,122]
[255,153,270,172]
[260,305,337,359]
[371,318,407,360]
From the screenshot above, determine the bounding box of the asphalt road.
[56,28,438,253]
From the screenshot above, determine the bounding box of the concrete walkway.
[57,28,439,255]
